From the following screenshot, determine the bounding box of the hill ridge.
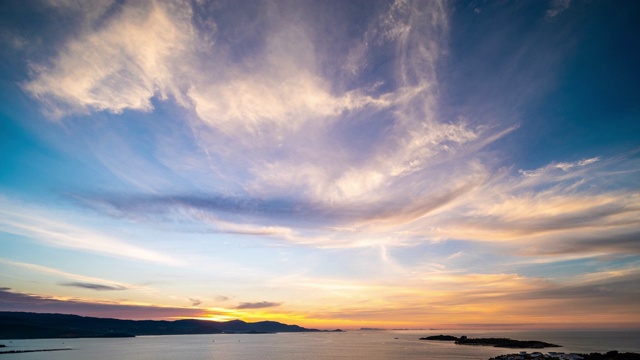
[0,311,319,339]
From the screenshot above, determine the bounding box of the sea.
[1,329,639,360]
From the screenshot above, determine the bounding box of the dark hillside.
[0,312,319,339]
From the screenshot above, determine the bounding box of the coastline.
[0,348,71,355]
[490,351,640,360]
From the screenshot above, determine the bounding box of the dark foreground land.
[490,351,640,360]
[420,335,560,348]
[0,311,325,339]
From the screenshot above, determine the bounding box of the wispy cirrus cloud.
[0,197,179,265]
[22,0,194,119]
[71,150,640,258]
[21,0,491,211]
[545,0,572,20]
[518,156,600,178]
[18,1,636,252]
[0,258,133,291]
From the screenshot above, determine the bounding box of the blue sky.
[0,0,639,329]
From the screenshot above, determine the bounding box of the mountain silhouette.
[0,311,319,339]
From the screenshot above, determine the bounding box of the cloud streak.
[60,282,127,291]
[0,258,133,289]
[235,301,281,310]
[0,197,179,265]
[0,287,207,320]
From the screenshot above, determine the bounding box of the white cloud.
[188,71,386,139]
[23,1,194,118]
[186,17,391,140]
[227,0,466,206]
[23,0,459,192]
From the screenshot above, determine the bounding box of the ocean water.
[1,330,639,360]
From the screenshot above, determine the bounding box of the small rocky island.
[420,335,561,349]
[420,335,458,341]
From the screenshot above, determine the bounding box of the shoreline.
[0,348,72,355]
[490,351,640,360]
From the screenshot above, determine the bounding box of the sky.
[0,0,639,330]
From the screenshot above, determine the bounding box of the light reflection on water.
[1,330,639,360]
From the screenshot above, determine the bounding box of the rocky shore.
[489,350,640,360]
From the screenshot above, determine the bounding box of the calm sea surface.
[2,330,639,360]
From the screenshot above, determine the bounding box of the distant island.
[420,335,561,349]
[0,311,325,339]
[420,335,458,341]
